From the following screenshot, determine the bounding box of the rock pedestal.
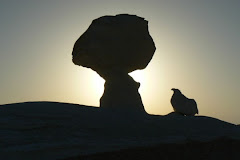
[72,14,155,112]
[100,73,145,112]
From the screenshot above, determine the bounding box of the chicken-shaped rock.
[171,88,198,116]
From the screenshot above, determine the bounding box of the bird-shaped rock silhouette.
[171,88,198,116]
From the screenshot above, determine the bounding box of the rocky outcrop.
[72,14,155,112]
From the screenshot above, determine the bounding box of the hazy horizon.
[0,0,240,124]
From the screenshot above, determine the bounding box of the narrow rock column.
[100,73,145,112]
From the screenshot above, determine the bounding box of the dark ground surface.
[62,137,240,160]
[1,102,239,160]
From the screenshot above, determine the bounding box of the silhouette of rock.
[100,73,145,112]
[72,14,155,78]
[171,88,199,116]
[72,14,155,112]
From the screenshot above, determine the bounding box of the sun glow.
[90,73,105,96]
[129,70,146,83]
[90,70,146,94]
[87,70,145,104]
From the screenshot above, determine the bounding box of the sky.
[0,0,239,124]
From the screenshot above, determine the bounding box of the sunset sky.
[0,0,239,124]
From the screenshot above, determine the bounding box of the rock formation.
[100,73,145,112]
[171,88,199,116]
[72,14,155,112]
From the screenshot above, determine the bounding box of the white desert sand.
[0,102,239,159]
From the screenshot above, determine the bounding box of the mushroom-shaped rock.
[72,14,155,112]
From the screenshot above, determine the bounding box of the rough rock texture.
[72,14,155,111]
[72,14,155,78]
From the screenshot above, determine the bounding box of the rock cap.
[72,14,155,79]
